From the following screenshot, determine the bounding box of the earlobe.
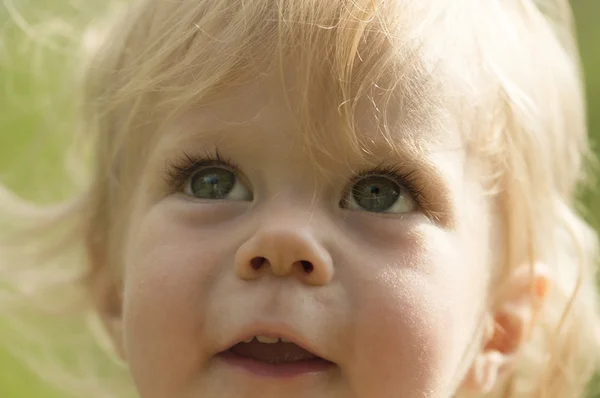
[462,349,507,395]
[86,237,127,361]
[460,262,551,394]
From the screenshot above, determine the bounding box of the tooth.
[280,338,292,343]
[256,335,279,344]
[242,337,254,343]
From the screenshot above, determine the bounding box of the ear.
[86,236,127,361]
[460,262,551,395]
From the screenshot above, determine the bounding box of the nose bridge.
[234,210,334,285]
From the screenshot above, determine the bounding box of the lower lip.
[217,351,334,378]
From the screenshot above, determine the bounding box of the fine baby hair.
[1,0,600,397]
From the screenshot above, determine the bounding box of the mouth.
[217,335,335,378]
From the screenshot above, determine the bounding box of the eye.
[343,174,417,214]
[185,166,252,201]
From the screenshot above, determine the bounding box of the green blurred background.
[0,1,599,397]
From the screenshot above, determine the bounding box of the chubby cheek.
[121,201,233,398]
[345,225,486,398]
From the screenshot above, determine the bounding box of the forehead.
[159,59,462,170]
[125,0,470,159]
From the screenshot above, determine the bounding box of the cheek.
[345,225,488,398]
[121,203,232,397]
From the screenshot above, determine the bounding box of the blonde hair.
[1,0,599,397]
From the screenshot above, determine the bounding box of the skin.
[114,69,494,398]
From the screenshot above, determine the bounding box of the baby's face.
[119,70,493,398]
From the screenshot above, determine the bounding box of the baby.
[1,0,599,397]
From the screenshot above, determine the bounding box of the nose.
[235,225,334,286]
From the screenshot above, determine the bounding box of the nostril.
[250,257,266,270]
[300,260,314,273]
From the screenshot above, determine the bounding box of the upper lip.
[218,323,334,363]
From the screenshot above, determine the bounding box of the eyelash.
[164,151,426,207]
[164,150,239,193]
